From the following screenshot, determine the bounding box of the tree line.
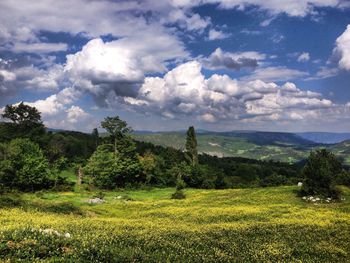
[0,103,349,198]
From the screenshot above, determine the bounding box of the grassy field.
[0,186,350,262]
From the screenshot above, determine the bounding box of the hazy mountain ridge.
[298,132,350,144]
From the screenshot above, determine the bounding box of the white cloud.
[66,105,90,123]
[307,67,339,80]
[0,0,208,55]
[243,66,308,82]
[0,70,16,81]
[64,37,187,106]
[198,0,346,17]
[26,87,80,116]
[126,61,338,124]
[8,42,68,54]
[297,52,310,62]
[208,29,230,40]
[333,24,350,70]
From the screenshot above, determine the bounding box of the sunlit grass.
[0,186,349,261]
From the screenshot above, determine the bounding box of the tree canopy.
[2,102,42,124]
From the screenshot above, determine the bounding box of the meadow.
[1,185,349,262]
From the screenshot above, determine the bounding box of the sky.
[1,0,350,132]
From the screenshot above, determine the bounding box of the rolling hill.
[132,130,350,164]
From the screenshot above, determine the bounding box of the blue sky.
[1,0,350,132]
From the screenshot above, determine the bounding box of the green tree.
[101,116,131,155]
[301,149,342,198]
[84,144,142,189]
[2,102,42,124]
[0,103,45,143]
[0,139,54,191]
[185,126,198,166]
[91,128,99,148]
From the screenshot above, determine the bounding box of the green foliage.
[2,102,42,124]
[336,171,350,187]
[234,163,258,184]
[0,103,45,144]
[301,149,343,198]
[93,191,106,200]
[84,144,142,189]
[91,128,99,148]
[44,131,96,163]
[260,173,288,187]
[175,178,186,191]
[101,116,132,155]
[185,126,198,166]
[171,189,186,199]
[0,139,56,191]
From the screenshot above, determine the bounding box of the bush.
[336,171,350,186]
[176,179,186,191]
[260,173,288,187]
[301,149,342,199]
[93,191,106,200]
[171,190,186,199]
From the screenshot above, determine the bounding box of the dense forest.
[0,103,349,198]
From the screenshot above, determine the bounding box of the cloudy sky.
[1,0,350,132]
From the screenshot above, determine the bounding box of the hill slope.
[133,131,349,164]
[132,131,313,163]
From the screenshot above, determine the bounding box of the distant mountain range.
[297,132,350,144]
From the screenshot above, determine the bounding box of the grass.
[0,186,349,262]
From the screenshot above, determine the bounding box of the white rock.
[86,198,105,204]
[297,182,303,187]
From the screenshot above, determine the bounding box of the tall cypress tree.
[185,126,198,166]
[91,128,99,149]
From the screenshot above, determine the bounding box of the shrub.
[336,171,350,186]
[260,173,288,187]
[176,179,186,191]
[171,190,186,199]
[93,191,106,200]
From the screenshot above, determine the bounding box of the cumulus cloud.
[64,37,187,107]
[26,87,80,116]
[333,24,350,70]
[297,52,310,62]
[202,48,265,71]
[122,61,337,124]
[66,105,90,123]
